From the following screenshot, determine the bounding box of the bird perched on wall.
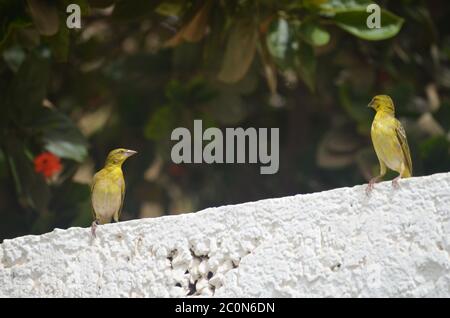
[367,95,412,194]
[91,148,137,237]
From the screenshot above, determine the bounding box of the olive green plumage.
[367,95,412,192]
[91,148,137,236]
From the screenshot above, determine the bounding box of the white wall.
[1,173,449,297]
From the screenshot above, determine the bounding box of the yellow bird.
[91,148,137,237]
[367,95,412,193]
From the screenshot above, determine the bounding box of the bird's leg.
[392,163,406,189]
[392,175,401,189]
[91,219,99,238]
[366,176,379,195]
[366,161,386,195]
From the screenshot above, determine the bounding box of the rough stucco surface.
[1,173,449,298]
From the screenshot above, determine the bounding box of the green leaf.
[218,20,258,83]
[186,76,217,103]
[334,9,404,41]
[4,138,50,213]
[319,0,372,15]
[299,21,330,47]
[316,0,404,40]
[33,108,88,162]
[266,18,317,91]
[7,50,51,121]
[266,18,290,65]
[295,41,316,91]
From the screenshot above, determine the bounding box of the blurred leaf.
[419,136,450,174]
[30,212,55,234]
[184,6,210,42]
[186,76,217,103]
[317,127,361,168]
[0,1,32,48]
[258,36,278,95]
[1,18,32,47]
[218,20,258,83]
[46,18,70,62]
[145,105,178,141]
[4,139,50,212]
[112,0,161,21]
[50,181,91,227]
[387,82,414,112]
[88,0,116,8]
[27,0,60,36]
[338,86,372,132]
[164,77,216,105]
[302,0,329,10]
[155,0,185,17]
[318,0,372,14]
[2,46,26,71]
[266,18,317,90]
[165,79,186,103]
[266,18,290,68]
[299,21,330,47]
[295,41,316,91]
[210,90,247,125]
[6,50,50,121]
[0,148,7,178]
[334,9,404,41]
[33,108,89,162]
[16,28,41,49]
[404,6,437,44]
[355,146,378,181]
[417,113,445,137]
[62,0,90,15]
[434,101,450,130]
[164,0,212,47]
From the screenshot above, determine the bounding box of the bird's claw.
[366,178,377,196]
[392,176,400,189]
[91,220,99,238]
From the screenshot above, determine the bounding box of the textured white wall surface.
[0,173,449,298]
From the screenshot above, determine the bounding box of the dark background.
[0,0,449,241]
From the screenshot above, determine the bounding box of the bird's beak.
[368,100,374,109]
[125,150,137,157]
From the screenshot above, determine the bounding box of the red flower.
[34,152,62,178]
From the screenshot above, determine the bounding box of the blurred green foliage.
[0,0,449,241]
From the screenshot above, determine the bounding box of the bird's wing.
[395,121,413,176]
[91,173,99,221]
[114,177,125,222]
